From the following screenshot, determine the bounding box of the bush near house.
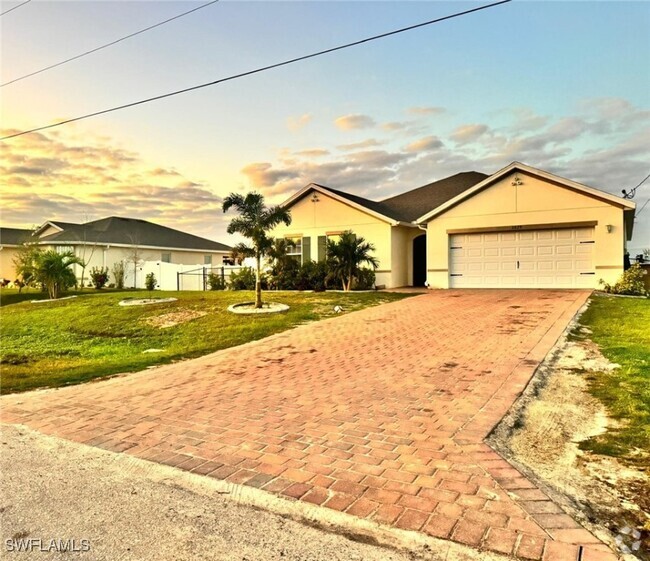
[145,272,157,291]
[112,261,126,290]
[229,267,266,291]
[599,263,647,296]
[90,267,109,289]
[262,231,378,292]
[207,272,226,290]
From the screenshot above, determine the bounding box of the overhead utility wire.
[0,0,31,17]
[635,197,649,217]
[0,0,511,141]
[1,0,220,87]
[622,172,650,199]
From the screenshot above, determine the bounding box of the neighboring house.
[0,227,34,280]
[0,216,231,285]
[272,162,636,289]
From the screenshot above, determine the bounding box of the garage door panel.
[449,227,596,288]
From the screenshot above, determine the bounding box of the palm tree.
[222,192,291,308]
[267,238,297,272]
[35,250,83,299]
[326,231,379,291]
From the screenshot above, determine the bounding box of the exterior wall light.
[511,175,524,186]
[311,193,320,203]
[606,224,613,233]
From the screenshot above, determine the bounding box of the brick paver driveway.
[2,290,617,560]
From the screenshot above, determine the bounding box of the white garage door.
[449,227,596,288]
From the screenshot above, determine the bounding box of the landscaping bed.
[0,289,411,394]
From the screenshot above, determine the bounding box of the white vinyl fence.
[127,261,248,291]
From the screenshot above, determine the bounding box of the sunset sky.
[1,1,649,252]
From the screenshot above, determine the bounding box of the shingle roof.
[38,217,231,251]
[0,227,34,246]
[312,172,488,223]
[380,171,489,222]
[320,186,399,221]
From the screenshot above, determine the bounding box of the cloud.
[240,162,299,188]
[294,149,330,158]
[286,113,312,131]
[406,106,446,116]
[405,136,444,153]
[0,128,228,241]
[337,138,382,151]
[334,114,375,130]
[450,124,489,144]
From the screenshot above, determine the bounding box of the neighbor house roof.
[0,227,34,246]
[36,217,231,252]
[282,172,488,225]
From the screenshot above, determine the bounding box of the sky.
[1,0,649,253]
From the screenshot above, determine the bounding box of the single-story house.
[0,216,231,285]
[271,162,636,289]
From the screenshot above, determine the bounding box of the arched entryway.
[413,234,427,286]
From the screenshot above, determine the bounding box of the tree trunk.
[255,254,262,309]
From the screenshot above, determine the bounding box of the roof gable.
[282,184,402,225]
[415,162,636,223]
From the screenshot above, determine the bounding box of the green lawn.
[0,289,412,394]
[576,294,650,468]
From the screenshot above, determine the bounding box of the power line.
[635,197,649,218]
[622,172,650,199]
[1,0,220,87]
[0,0,31,17]
[0,0,511,141]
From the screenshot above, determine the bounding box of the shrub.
[89,266,109,289]
[145,272,157,291]
[352,267,376,290]
[112,260,126,289]
[207,272,226,290]
[295,261,328,291]
[268,259,300,290]
[229,267,265,291]
[599,263,647,296]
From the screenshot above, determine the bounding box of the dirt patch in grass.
[143,309,208,329]
[489,327,649,558]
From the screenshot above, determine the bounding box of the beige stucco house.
[273,162,636,289]
[0,216,231,284]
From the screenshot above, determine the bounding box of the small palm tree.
[222,192,291,308]
[326,231,379,291]
[267,238,297,272]
[35,250,83,299]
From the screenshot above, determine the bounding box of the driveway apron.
[1,290,617,560]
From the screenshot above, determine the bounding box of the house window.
[161,252,171,263]
[204,255,212,265]
[56,245,74,254]
[223,255,235,266]
[286,236,302,264]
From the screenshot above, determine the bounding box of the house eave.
[34,240,232,253]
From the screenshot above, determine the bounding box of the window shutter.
[302,236,311,263]
[317,236,327,261]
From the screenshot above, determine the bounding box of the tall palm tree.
[222,192,291,308]
[326,231,379,291]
